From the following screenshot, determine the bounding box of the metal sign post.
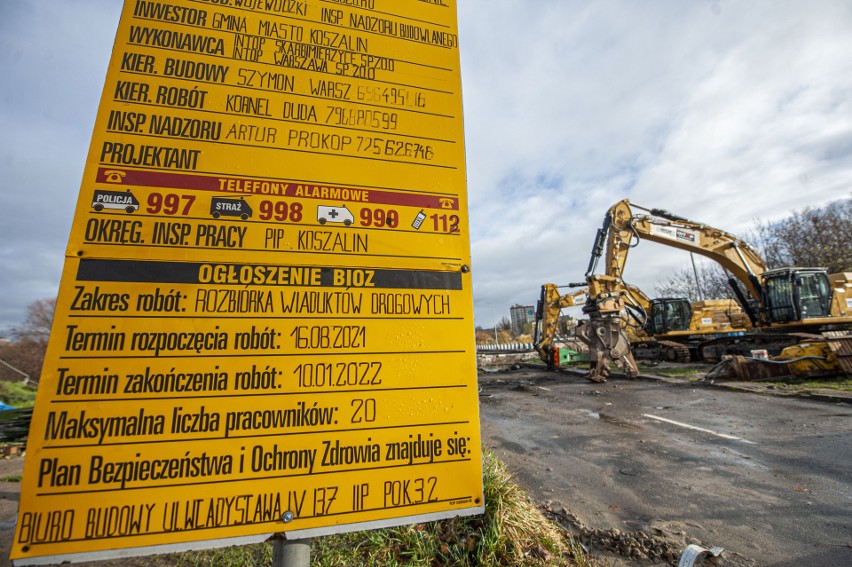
[273,538,312,567]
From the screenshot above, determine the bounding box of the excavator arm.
[594,199,768,324]
[534,284,588,369]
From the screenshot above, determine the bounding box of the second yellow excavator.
[533,282,750,374]
[533,284,589,370]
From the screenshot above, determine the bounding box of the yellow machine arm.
[587,199,767,324]
[533,284,588,368]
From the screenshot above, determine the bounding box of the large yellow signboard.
[12,0,481,563]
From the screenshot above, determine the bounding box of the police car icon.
[317,205,354,226]
[92,189,140,213]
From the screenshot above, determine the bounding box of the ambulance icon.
[317,205,354,226]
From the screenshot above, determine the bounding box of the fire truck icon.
[317,205,354,226]
[210,197,252,220]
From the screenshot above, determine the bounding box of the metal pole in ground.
[690,252,704,301]
[272,537,312,567]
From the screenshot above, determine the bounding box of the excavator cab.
[763,268,832,323]
[646,298,692,334]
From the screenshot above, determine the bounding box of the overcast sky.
[1,0,851,333]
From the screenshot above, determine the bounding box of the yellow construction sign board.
[12,0,481,563]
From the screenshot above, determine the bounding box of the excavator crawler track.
[631,340,691,363]
[699,332,817,362]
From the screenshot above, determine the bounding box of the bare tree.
[0,298,56,383]
[751,198,852,272]
[654,263,734,303]
[475,329,495,344]
[655,197,852,302]
[496,329,513,344]
[748,221,787,270]
[11,298,55,343]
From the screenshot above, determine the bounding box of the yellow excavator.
[534,281,750,375]
[578,199,852,382]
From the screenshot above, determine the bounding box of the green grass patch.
[168,452,591,567]
[0,474,22,482]
[312,450,576,566]
[0,380,37,407]
[635,363,712,380]
[172,543,272,567]
[645,367,705,378]
[763,377,852,392]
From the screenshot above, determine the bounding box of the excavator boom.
[597,200,766,322]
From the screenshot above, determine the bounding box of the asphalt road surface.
[479,368,852,567]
